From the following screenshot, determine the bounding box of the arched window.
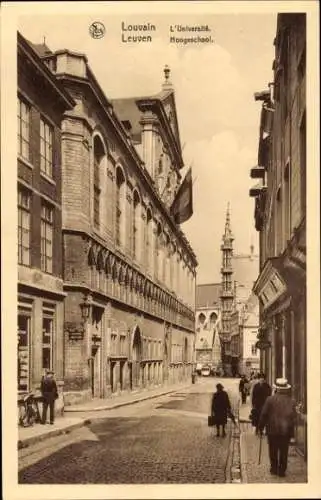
[93,136,105,229]
[209,312,217,328]
[146,209,152,271]
[156,223,162,280]
[198,312,206,326]
[133,190,140,260]
[116,167,125,247]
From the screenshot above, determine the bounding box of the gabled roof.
[196,283,221,308]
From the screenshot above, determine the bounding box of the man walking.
[258,378,297,477]
[239,375,249,404]
[251,372,272,434]
[41,369,58,425]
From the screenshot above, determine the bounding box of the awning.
[253,256,305,312]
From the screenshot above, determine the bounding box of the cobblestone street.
[19,378,239,484]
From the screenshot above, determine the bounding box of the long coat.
[41,376,58,403]
[211,390,231,425]
[258,392,296,437]
[252,381,272,410]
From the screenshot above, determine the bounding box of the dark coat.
[259,392,296,437]
[252,381,272,410]
[41,376,58,402]
[239,378,248,393]
[211,390,231,425]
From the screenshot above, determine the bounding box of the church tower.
[220,203,234,376]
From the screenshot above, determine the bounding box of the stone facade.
[17,33,75,414]
[37,48,197,404]
[250,14,306,458]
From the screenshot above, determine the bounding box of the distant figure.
[211,383,232,437]
[41,369,58,425]
[251,372,272,434]
[249,372,259,400]
[239,375,249,404]
[258,378,296,477]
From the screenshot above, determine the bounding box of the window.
[18,188,31,265]
[18,305,32,391]
[41,202,53,273]
[42,304,55,371]
[146,210,152,270]
[93,155,100,229]
[40,118,53,177]
[133,191,140,259]
[116,168,125,247]
[251,344,257,355]
[17,98,30,160]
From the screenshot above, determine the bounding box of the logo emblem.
[89,22,106,39]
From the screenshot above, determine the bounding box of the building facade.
[35,47,197,404]
[238,293,260,377]
[17,33,75,409]
[250,14,306,457]
[195,283,222,373]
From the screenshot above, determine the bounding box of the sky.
[19,11,277,284]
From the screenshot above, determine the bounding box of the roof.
[233,253,259,287]
[111,97,144,143]
[18,32,75,110]
[31,42,53,57]
[196,283,221,308]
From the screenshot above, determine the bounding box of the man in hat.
[258,378,297,477]
[40,369,58,425]
[251,372,272,434]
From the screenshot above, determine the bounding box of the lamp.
[80,295,91,319]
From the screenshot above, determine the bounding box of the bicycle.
[18,392,41,427]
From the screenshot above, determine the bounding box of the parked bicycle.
[18,392,41,427]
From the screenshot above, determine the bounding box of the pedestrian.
[211,383,232,437]
[239,374,249,404]
[258,378,296,477]
[41,369,58,425]
[251,372,272,434]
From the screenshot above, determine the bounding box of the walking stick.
[258,432,263,465]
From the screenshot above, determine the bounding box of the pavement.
[238,400,307,483]
[18,381,190,449]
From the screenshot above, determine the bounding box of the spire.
[223,202,234,242]
[162,64,173,90]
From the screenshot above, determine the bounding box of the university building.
[250,14,306,457]
[34,47,197,404]
[17,33,75,410]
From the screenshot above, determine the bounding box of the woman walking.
[211,383,232,437]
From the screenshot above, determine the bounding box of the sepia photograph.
[1,1,320,499]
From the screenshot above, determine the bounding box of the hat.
[273,377,291,390]
[216,383,224,390]
[46,369,55,375]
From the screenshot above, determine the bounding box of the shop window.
[17,97,30,161]
[41,202,53,273]
[42,304,55,371]
[40,118,53,177]
[18,187,31,266]
[18,302,32,392]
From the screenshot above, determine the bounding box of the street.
[19,377,239,484]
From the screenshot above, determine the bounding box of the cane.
[258,432,263,465]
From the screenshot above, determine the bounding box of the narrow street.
[19,378,239,484]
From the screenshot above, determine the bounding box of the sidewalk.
[238,401,307,483]
[18,382,190,450]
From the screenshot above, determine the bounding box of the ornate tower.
[220,203,234,376]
